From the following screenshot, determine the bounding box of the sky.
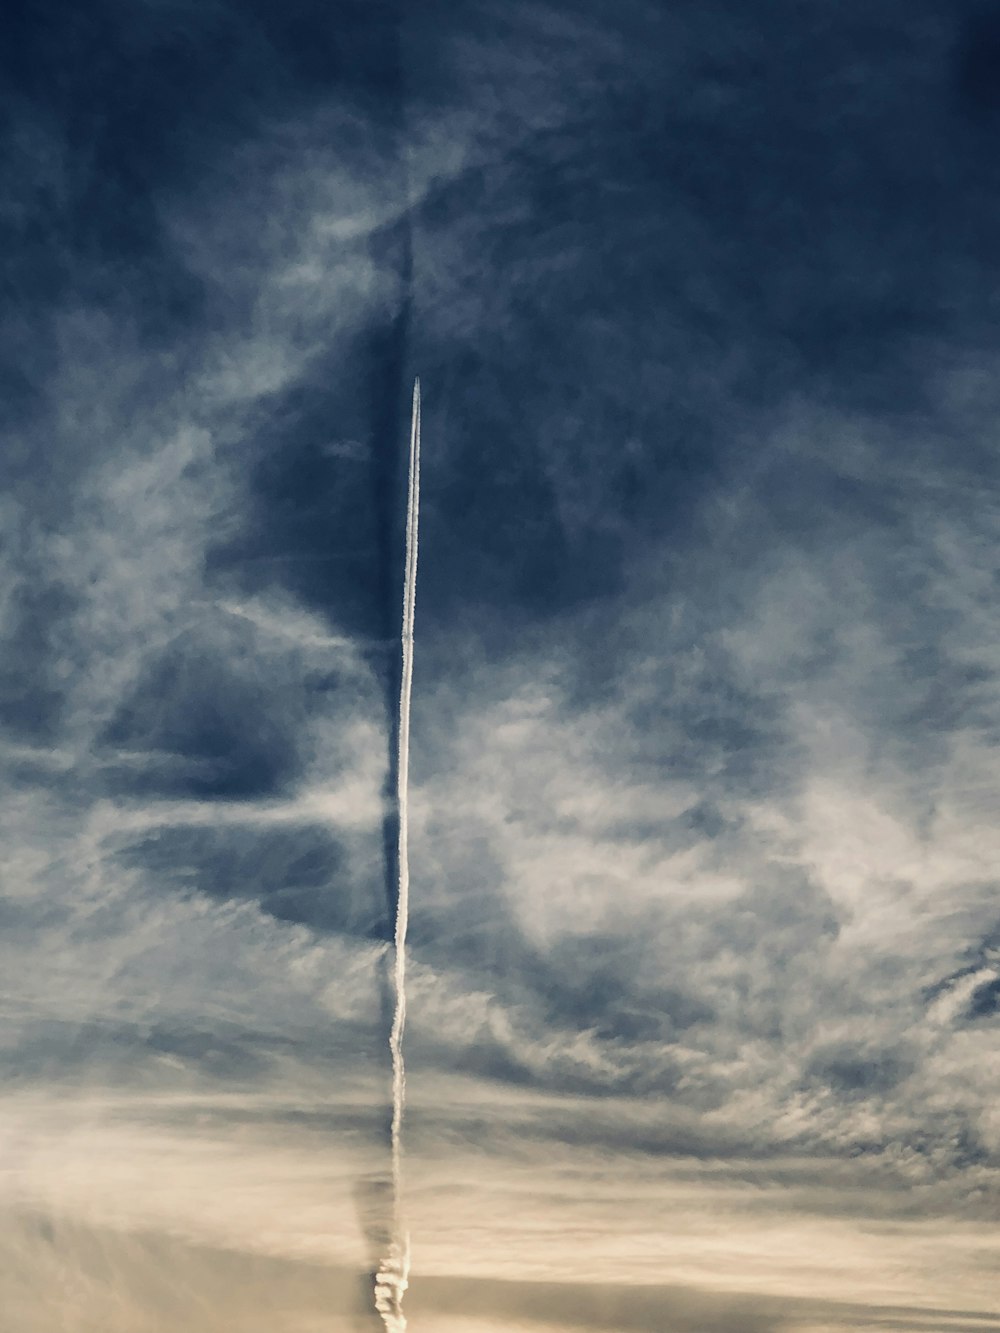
[1,1,1000,1329]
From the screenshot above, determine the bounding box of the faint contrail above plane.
[374,377,420,1333]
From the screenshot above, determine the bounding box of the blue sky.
[1,1,999,1329]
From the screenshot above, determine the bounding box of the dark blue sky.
[2,2,1000,1328]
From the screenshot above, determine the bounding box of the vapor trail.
[375,377,420,1333]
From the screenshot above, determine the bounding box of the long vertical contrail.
[374,378,420,1332]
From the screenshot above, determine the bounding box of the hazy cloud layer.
[2,1211,999,1332]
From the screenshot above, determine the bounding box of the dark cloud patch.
[0,360,43,437]
[927,926,1000,1023]
[0,0,409,353]
[0,577,77,743]
[0,1,211,337]
[210,365,385,633]
[100,621,305,799]
[727,871,842,952]
[414,139,728,624]
[967,974,1000,1018]
[407,0,1000,638]
[409,890,514,976]
[118,821,383,936]
[142,1022,288,1079]
[405,865,843,1101]
[540,936,715,1044]
[208,322,412,647]
[2,1016,286,1084]
[955,6,1000,119]
[408,849,709,1089]
[806,1045,913,1098]
[616,645,790,803]
[4,1008,391,1091]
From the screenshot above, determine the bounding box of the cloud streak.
[375,378,420,1331]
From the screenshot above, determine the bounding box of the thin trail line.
[375,377,420,1332]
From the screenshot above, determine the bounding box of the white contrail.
[375,377,420,1333]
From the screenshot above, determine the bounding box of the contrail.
[374,377,420,1332]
